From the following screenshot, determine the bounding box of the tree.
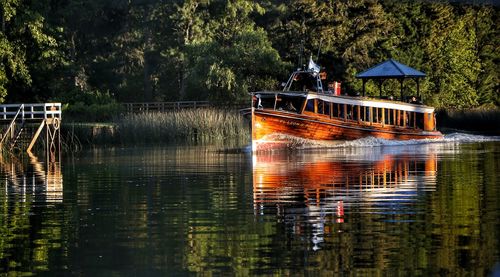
[472,6,500,107]
[0,0,64,102]
[163,0,213,100]
[262,0,394,95]
[164,0,286,102]
[424,4,481,109]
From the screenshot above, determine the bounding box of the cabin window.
[254,95,275,109]
[364,106,369,122]
[416,113,424,129]
[342,104,348,120]
[305,99,315,112]
[324,102,331,116]
[313,100,331,116]
[359,106,370,122]
[317,100,324,114]
[346,105,353,120]
[352,105,359,121]
[332,103,339,118]
[277,96,303,113]
[408,112,415,128]
[385,109,391,125]
[375,108,382,123]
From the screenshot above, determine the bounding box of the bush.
[63,102,124,122]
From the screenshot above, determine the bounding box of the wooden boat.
[242,60,443,151]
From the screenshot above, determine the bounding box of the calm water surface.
[1,139,499,275]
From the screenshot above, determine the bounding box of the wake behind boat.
[242,58,443,151]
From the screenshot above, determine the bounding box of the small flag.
[308,56,320,75]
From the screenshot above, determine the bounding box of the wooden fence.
[123,101,248,113]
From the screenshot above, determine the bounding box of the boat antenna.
[316,39,322,61]
[298,40,304,70]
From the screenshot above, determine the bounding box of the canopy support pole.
[378,79,383,98]
[399,79,404,101]
[416,78,420,98]
[362,79,366,97]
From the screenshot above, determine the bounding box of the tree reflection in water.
[0,153,62,272]
[0,142,498,276]
[251,143,499,275]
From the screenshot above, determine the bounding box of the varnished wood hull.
[251,108,443,151]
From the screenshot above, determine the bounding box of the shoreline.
[60,108,500,149]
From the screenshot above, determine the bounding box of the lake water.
[1,135,500,275]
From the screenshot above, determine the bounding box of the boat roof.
[356,59,426,79]
[253,90,435,113]
[307,92,434,113]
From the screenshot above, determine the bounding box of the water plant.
[116,108,249,144]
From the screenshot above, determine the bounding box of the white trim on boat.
[253,90,435,114]
[306,93,435,113]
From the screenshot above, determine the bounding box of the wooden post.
[369,107,373,125]
[357,105,361,123]
[27,120,46,154]
[381,108,385,126]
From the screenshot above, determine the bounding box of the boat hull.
[251,108,443,151]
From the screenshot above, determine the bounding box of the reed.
[116,108,249,144]
[438,108,500,135]
[61,123,118,150]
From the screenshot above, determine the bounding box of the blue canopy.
[356,59,426,79]
[355,59,426,99]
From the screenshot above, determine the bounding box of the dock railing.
[0,103,62,121]
[0,103,62,153]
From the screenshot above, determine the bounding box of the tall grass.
[116,108,249,144]
[437,109,500,135]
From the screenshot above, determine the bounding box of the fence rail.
[123,101,248,113]
[123,101,209,113]
[0,103,62,121]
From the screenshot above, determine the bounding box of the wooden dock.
[0,103,62,157]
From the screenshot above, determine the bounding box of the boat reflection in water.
[1,154,62,203]
[252,144,438,250]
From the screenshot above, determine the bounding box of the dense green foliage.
[0,0,498,109]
